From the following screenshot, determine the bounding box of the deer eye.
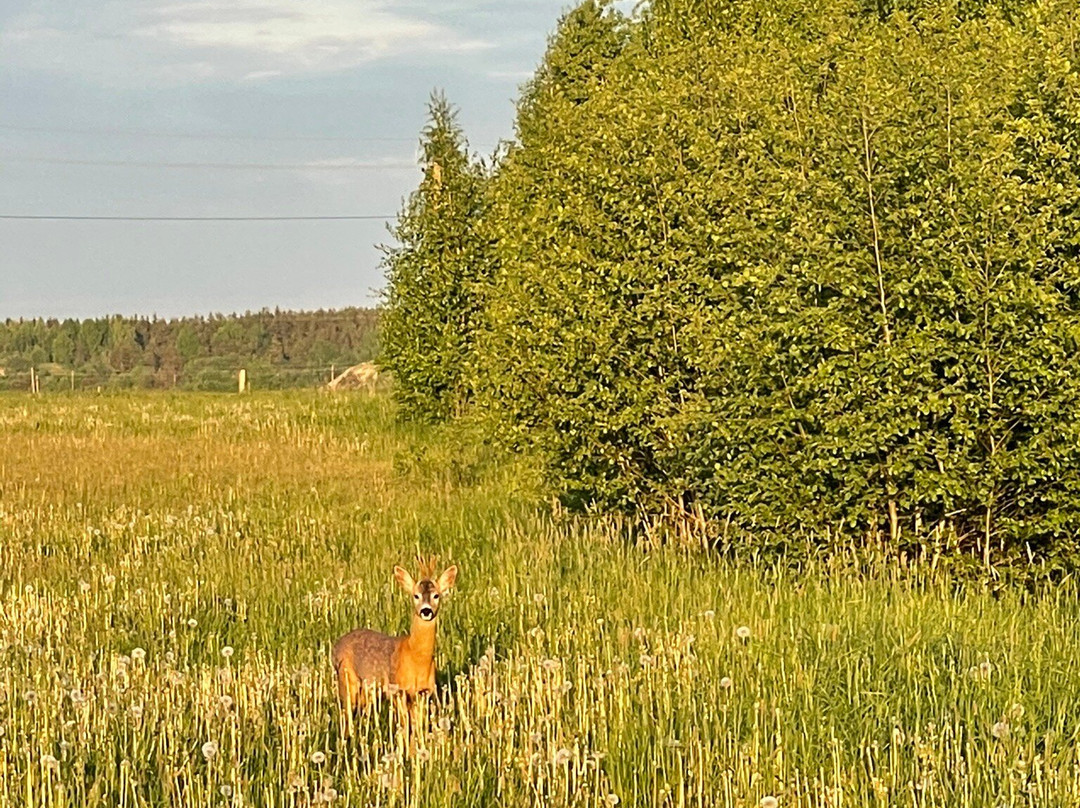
[413,594,420,600]
[432,593,439,600]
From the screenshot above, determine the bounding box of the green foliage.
[0,309,378,391]
[380,93,488,422]
[468,0,1080,551]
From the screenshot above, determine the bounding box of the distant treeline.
[382,0,1080,557]
[0,308,378,391]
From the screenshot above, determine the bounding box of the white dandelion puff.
[201,740,218,761]
[310,751,326,765]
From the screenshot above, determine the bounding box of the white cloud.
[0,0,494,84]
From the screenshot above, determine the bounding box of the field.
[2,392,1080,807]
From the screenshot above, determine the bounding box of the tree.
[380,92,488,421]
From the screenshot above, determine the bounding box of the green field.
[2,392,1079,807]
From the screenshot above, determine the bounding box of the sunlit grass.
[2,391,1079,806]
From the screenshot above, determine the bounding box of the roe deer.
[332,558,458,722]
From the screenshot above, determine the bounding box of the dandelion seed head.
[607,795,621,806]
[130,703,144,720]
[702,610,716,620]
[533,593,546,605]
[992,721,1010,740]
[310,751,326,765]
[438,716,452,732]
[187,618,198,629]
[219,695,234,710]
[219,785,233,798]
[720,676,734,689]
[78,581,91,593]
[221,646,234,659]
[41,753,59,772]
[735,626,752,640]
[131,647,146,662]
[761,797,779,808]
[201,740,218,761]
[415,747,431,763]
[553,747,572,765]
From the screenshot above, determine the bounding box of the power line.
[6,156,418,171]
[0,122,422,144]
[0,214,396,221]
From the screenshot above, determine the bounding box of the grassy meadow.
[2,391,1080,807]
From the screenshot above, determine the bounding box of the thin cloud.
[0,0,494,84]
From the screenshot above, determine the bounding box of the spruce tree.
[380,93,487,422]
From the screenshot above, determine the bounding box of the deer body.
[332,561,456,713]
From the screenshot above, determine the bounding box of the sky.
[0,0,583,320]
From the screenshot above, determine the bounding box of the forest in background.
[381,0,1080,558]
[0,308,378,391]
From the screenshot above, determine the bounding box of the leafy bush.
[472,0,1080,552]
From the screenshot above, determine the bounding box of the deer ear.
[393,566,416,593]
[437,565,458,592]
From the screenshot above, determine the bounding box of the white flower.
[533,593,546,605]
[41,754,60,772]
[415,747,431,763]
[219,785,233,798]
[219,695,234,710]
[720,676,734,689]
[702,610,716,620]
[131,648,146,662]
[221,646,234,659]
[992,721,1010,740]
[606,795,620,806]
[321,787,338,802]
[201,740,218,761]
[187,618,198,629]
[553,748,572,765]
[735,626,752,640]
[79,581,91,593]
[761,797,779,808]
[310,751,327,765]
[437,716,452,733]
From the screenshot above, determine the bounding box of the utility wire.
[0,122,498,147]
[6,156,418,171]
[0,214,396,221]
[0,123,415,143]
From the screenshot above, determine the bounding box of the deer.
[332,557,458,747]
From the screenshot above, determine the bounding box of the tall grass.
[1,392,1078,807]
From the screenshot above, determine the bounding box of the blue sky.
[0,0,582,319]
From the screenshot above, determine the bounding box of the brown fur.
[331,561,457,713]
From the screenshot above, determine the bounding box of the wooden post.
[238,368,247,394]
[330,364,335,384]
[70,370,75,392]
[30,367,38,394]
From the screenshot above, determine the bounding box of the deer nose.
[419,605,435,620]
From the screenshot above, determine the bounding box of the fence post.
[238,368,247,394]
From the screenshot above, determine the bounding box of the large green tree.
[380,93,488,421]
[472,0,1080,552]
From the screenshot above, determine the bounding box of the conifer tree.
[380,93,487,421]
